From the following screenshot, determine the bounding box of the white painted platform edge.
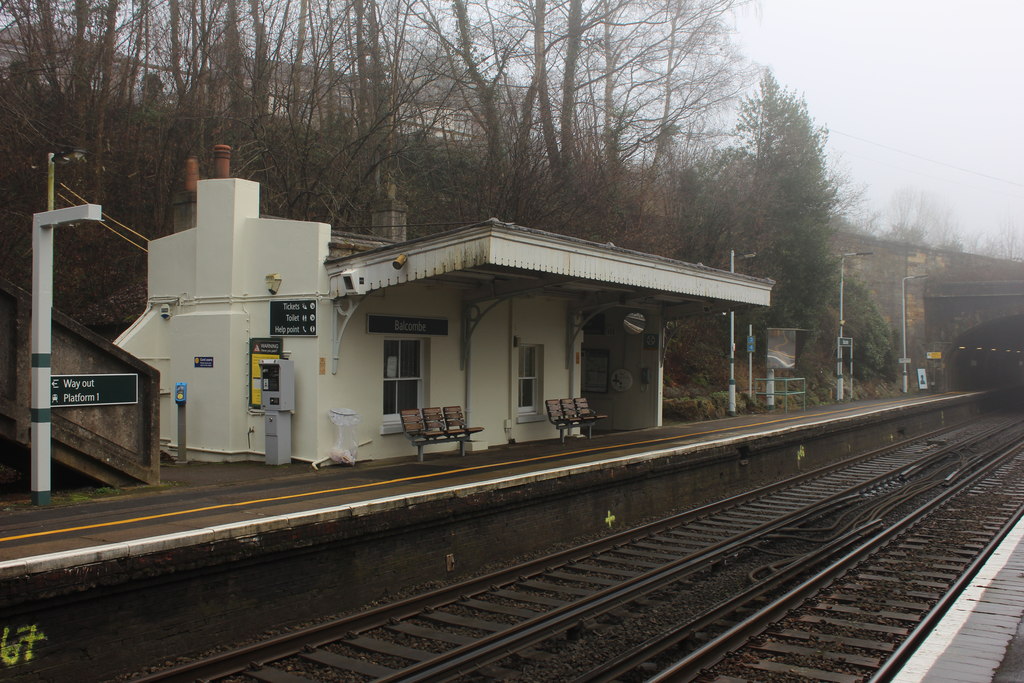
[892,513,1024,681]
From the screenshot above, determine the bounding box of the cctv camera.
[160,303,171,320]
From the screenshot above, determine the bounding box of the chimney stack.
[213,144,232,179]
[371,182,408,242]
[172,155,200,232]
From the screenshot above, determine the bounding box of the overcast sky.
[733,0,1024,246]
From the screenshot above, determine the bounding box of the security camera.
[265,273,283,294]
[160,303,171,319]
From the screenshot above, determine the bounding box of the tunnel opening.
[948,314,1024,391]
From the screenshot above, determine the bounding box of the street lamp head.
[842,251,873,257]
[50,148,89,165]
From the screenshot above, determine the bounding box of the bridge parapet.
[0,277,160,487]
[931,280,1024,298]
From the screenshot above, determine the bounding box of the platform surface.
[0,394,952,563]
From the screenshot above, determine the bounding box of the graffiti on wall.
[1,624,46,666]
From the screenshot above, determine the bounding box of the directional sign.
[270,299,318,336]
[51,374,138,407]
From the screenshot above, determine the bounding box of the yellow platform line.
[0,397,932,544]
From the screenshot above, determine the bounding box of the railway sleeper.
[744,658,862,683]
[769,628,895,653]
[751,640,882,668]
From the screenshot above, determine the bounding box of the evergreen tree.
[733,72,838,335]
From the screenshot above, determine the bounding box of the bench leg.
[417,443,425,462]
[459,439,467,457]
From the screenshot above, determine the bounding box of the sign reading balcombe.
[367,314,448,336]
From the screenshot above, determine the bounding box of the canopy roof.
[326,219,772,317]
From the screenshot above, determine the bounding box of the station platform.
[893,509,1024,682]
[2,391,1020,681]
[0,394,957,563]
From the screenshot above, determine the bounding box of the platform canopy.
[326,219,772,318]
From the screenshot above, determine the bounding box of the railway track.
[597,421,1024,682]
[132,415,1024,682]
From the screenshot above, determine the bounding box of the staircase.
[0,277,159,487]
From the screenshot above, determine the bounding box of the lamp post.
[32,149,96,505]
[837,251,872,401]
[728,250,755,416]
[901,274,927,393]
[47,148,88,211]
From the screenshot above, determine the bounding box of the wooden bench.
[545,397,608,443]
[400,406,484,461]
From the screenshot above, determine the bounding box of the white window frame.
[517,344,544,422]
[381,338,424,434]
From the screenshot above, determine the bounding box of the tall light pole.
[47,148,88,211]
[901,274,927,393]
[728,250,755,416]
[32,149,96,505]
[837,251,872,401]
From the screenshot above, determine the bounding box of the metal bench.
[545,397,608,443]
[400,406,483,461]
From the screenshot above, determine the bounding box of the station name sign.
[367,314,448,336]
[51,373,139,407]
[270,299,317,336]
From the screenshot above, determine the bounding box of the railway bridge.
[835,232,1024,391]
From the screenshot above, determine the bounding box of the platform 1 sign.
[51,373,138,407]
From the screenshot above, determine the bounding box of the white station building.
[117,174,773,464]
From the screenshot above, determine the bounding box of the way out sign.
[51,373,138,407]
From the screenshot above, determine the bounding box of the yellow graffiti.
[796,445,806,468]
[605,510,616,528]
[1,624,46,666]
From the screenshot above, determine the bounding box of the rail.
[128,416,1019,682]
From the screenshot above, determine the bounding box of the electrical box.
[259,358,295,412]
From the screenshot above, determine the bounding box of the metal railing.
[755,376,806,412]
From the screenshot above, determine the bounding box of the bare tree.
[886,187,963,250]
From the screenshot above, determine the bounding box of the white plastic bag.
[327,409,360,465]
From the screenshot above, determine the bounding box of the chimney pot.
[213,144,232,179]
[184,156,199,192]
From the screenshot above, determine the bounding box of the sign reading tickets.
[367,315,448,336]
[249,337,282,408]
[270,299,317,336]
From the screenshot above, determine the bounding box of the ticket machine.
[259,358,294,465]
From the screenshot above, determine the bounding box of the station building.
[117,174,773,464]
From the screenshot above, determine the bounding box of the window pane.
[520,346,535,377]
[395,379,418,411]
[383,382,396,414]
[384,340,399,378]
[400,340,420,378]
[519,378,535,408]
